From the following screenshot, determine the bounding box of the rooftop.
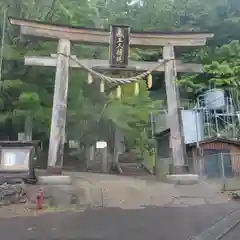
[155,128,240,146]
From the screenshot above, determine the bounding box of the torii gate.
[9,18,213,174]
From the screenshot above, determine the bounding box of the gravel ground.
[0,202,239,240]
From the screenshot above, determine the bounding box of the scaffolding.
[195,88,240,140]
[152,88,240,141]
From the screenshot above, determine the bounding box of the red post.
[36,188,44,210]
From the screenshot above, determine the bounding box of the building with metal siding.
[155,128,240,176]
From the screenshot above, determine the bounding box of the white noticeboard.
[96,141,107,149]
[69,140,79,149]
[4,152,17,166]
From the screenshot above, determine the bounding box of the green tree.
[1,0,240,159]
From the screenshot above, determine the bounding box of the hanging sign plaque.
[109,25,130,68]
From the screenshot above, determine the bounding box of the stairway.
[84,150,152,177]
[117,162,151,177]
[86,160,103,173]
[86,161,150,176]
[115,151,152,177]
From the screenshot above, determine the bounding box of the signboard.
[109,25,130,68]
[1,149,29,169]
[69,140,79,149]
[4,152,16,166]
[96,141,107,149]
[18,132,26,141]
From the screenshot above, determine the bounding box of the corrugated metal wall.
[189,141,240,174]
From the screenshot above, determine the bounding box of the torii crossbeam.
[24,55,203,73]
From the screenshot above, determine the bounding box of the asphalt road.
[0,202,239,240]
[223,224,240,240]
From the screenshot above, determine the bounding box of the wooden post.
[101,146,108,173]
[24,116,32,141]
[163,44,187,173]
[86,145,95,169]
[113,126,125,164]
[47,39,71,173]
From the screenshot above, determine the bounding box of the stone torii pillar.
[47,39,70,173]
[163,44,186,173]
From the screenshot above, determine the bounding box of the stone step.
[85,161,150,177]
[119,164,150,176]
[166,174,199,185]
[37,175,72,185]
